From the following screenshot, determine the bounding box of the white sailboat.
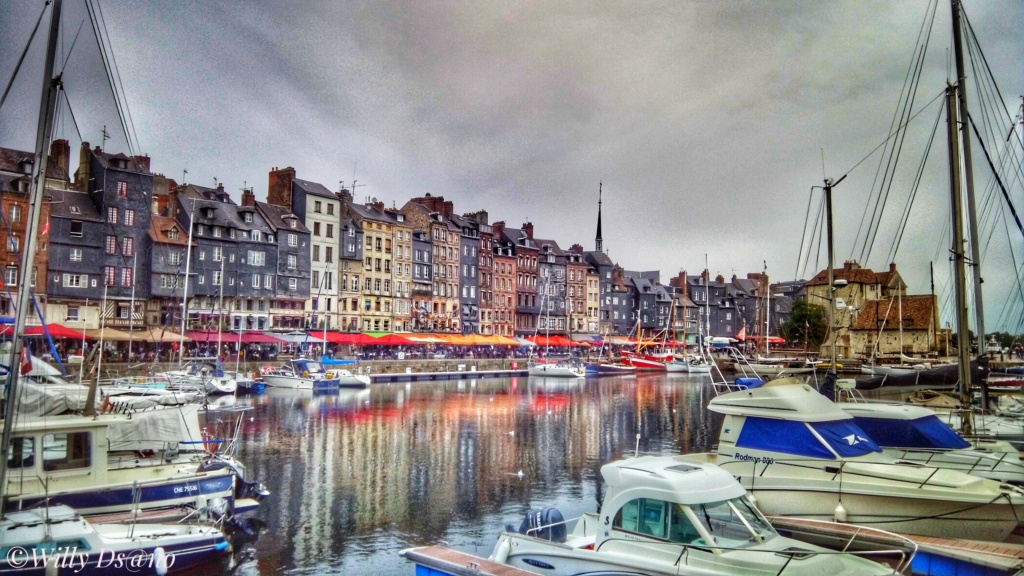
[527,279,584,378]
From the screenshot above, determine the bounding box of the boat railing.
[766,516,916,574]
[892,446,1024,477]
[590,532,911,574]
[522,514,586,542]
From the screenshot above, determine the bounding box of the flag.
[20,345,32,375]
[41,217,50,236]
[735,326,746,341]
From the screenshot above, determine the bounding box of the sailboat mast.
[128,251,137,362]
[825,179,838,376]
[951,0,985,356]
[178,197,196,364]
[216,256,225,356]
[0,0,63,504]
[946,85,974,433]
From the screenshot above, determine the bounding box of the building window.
[122,237,134,257]
[264,274,272,289]
[70,248,82,262]
[213,226,221,238]
[251,230,261,242]
[247,250,265,266]
[327,204,334,215]
[107,207,118,224]
[124,209,135,227]
[213,246,222,262]
[66,306,80,321]
[314,201,322,213]
[287,254,297,269]
[121,267,132,287]
[117,181,128,197]
[213,270,221,286]
[313,222,321,236]
[70,220,83,237]
[6,236,18,253]
[105,235,117,255]
[196,224,204,236]
[244,212,253,223]
[313,245,320,262]
[8,205,20,223]
[198,249,205,261]
[289,277,297,290]
[168,251,181,266]
[326,224,333,238]
[252,274,260,289]
[167,227,179,240]
[197,274,205,285]
[5,266,17,286]
[117,304,130,319]
[325,247,333,262]
[104,266,115,286]
[288,233,297,247]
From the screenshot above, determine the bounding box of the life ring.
[511,361,518,370]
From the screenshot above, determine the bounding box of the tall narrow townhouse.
[533,236,567,335]
[491,230,516,338]
[267,167,342,331]
[254,196,311,332]
[345,200,396,332]
[565,245,589,337]
[466,211,494,336]
[148,214,192,328]
[401,195,460,333]
[54,143,152,329]
[338,216,364,332]
[383,208,413,332]
[450,214,480,334]
[1,141,61,323]
[410,230,433,331]
[493,221,539,337]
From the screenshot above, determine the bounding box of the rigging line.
[888,102,943,264]
[811,197,825,278]
[0,0,50,113]
[852,0,939,261]
[961,6,1024,153]
[968,115,1024,239]
[862,43,934,267]
[59,88,84,143]
[84,0,135,159]
[800,192,823,279]
[58,19,85,74]
[794,186,817,279]
[94,0,142,158]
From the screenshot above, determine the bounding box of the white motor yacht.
[486,456,912,575]
[261,358,369,389]
[836,397,1024,485]
[528,358,586,378]
[677,383,1024,541]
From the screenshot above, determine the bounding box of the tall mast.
[595,182,603,253]
[1,0,63,505]
[946,84,974,433]
[825,179,838,377]
[178,197,196,363]
[951,0,985,354]
[128,251,137,362]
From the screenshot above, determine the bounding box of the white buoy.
[834,501,847,522]
[154,547,169,575]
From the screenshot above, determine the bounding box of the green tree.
[779,299,828,350]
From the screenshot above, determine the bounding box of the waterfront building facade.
[345,200,397,332]
[494,221,539,337]
[338,216,364,332]
[565,245,588,337]
[451,213,480,334]
[385,208,413,332]
[492,234,516,338]
[253,198,310,331]
[402,196,460,332]
[411,230,432,331]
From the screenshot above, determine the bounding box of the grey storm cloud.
[1,0,1022,329]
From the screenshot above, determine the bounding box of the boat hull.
[528,364,585,378]
[262,374,343,389]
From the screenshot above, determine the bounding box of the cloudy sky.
[2,0,1022,331]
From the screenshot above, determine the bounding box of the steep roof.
[584,250,613,267]
[805,262,904,288]
[47,189,102,221]
[255,201,309,234]
[851,295,935,331]
[149,215,193,246]
[0,146,68,181]
[293,178,338,200]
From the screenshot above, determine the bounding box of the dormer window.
[167,227,179,240]
[252,230,261,242]
[204,208,214,219]
[244,212,253,223]
[289,219,296,228]
[18,159,32,174]
[69,206,81,215]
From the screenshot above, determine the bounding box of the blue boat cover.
[734,378,764,389]
[852,415,970,449]
[736,417,880,459]
[321,356,357,365]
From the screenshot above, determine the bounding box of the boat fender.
[153,547,169,575]
[303,371,309,378]
[489,537,511,563]
[834,501,847,522]
[745,490,757,507]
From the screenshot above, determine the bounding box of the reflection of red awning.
[0,324,90,340]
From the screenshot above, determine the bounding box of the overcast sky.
[2,0,1022,331]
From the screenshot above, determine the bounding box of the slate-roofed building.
[267,167,342,331]
[467,211,494,335]
[147,214,193,328]
[492,232,516,337]
[411,230,433,331]
[338,214,364,332]
[347,200,400,332]
[493,221,540,337]
[534,236,567,335]
[584,249,615,335]
[402,195,460,332]
[450,213,480,334]
[254,197,310,331]
[607,265,635,336]
[565,245,589,337]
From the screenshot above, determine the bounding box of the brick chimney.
[569,243,584,254]
[267,166,296,210]
[522,221,533,239]
[132,154,151,173]
[889,262,897,272]
[467,210,489,225]
[49,139,70,180]
[241,188,255,207]
[492,220,505,239]
[715,274,725,283]
[368,200,385,212]
[75,142,91,191]
[669,270,687,289]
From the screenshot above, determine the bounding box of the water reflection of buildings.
[235,375,721,572]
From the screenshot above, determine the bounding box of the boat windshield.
[690,497,776,547]
[302,361,323,373]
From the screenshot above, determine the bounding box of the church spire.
[595,182,603,252]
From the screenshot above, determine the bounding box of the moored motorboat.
[261,358,368,389]
[528,358,586,378]
[485,455,912,575]
[676,382,1024,541]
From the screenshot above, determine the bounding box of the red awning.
[528,335,576,347]
[320,332,379,345]
[0,324,90,340]
[236,331,286,344]
[369,333,415,345]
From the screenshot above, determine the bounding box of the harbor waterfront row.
[2,143,953,362]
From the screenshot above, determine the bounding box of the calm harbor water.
[197,373,723,575]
